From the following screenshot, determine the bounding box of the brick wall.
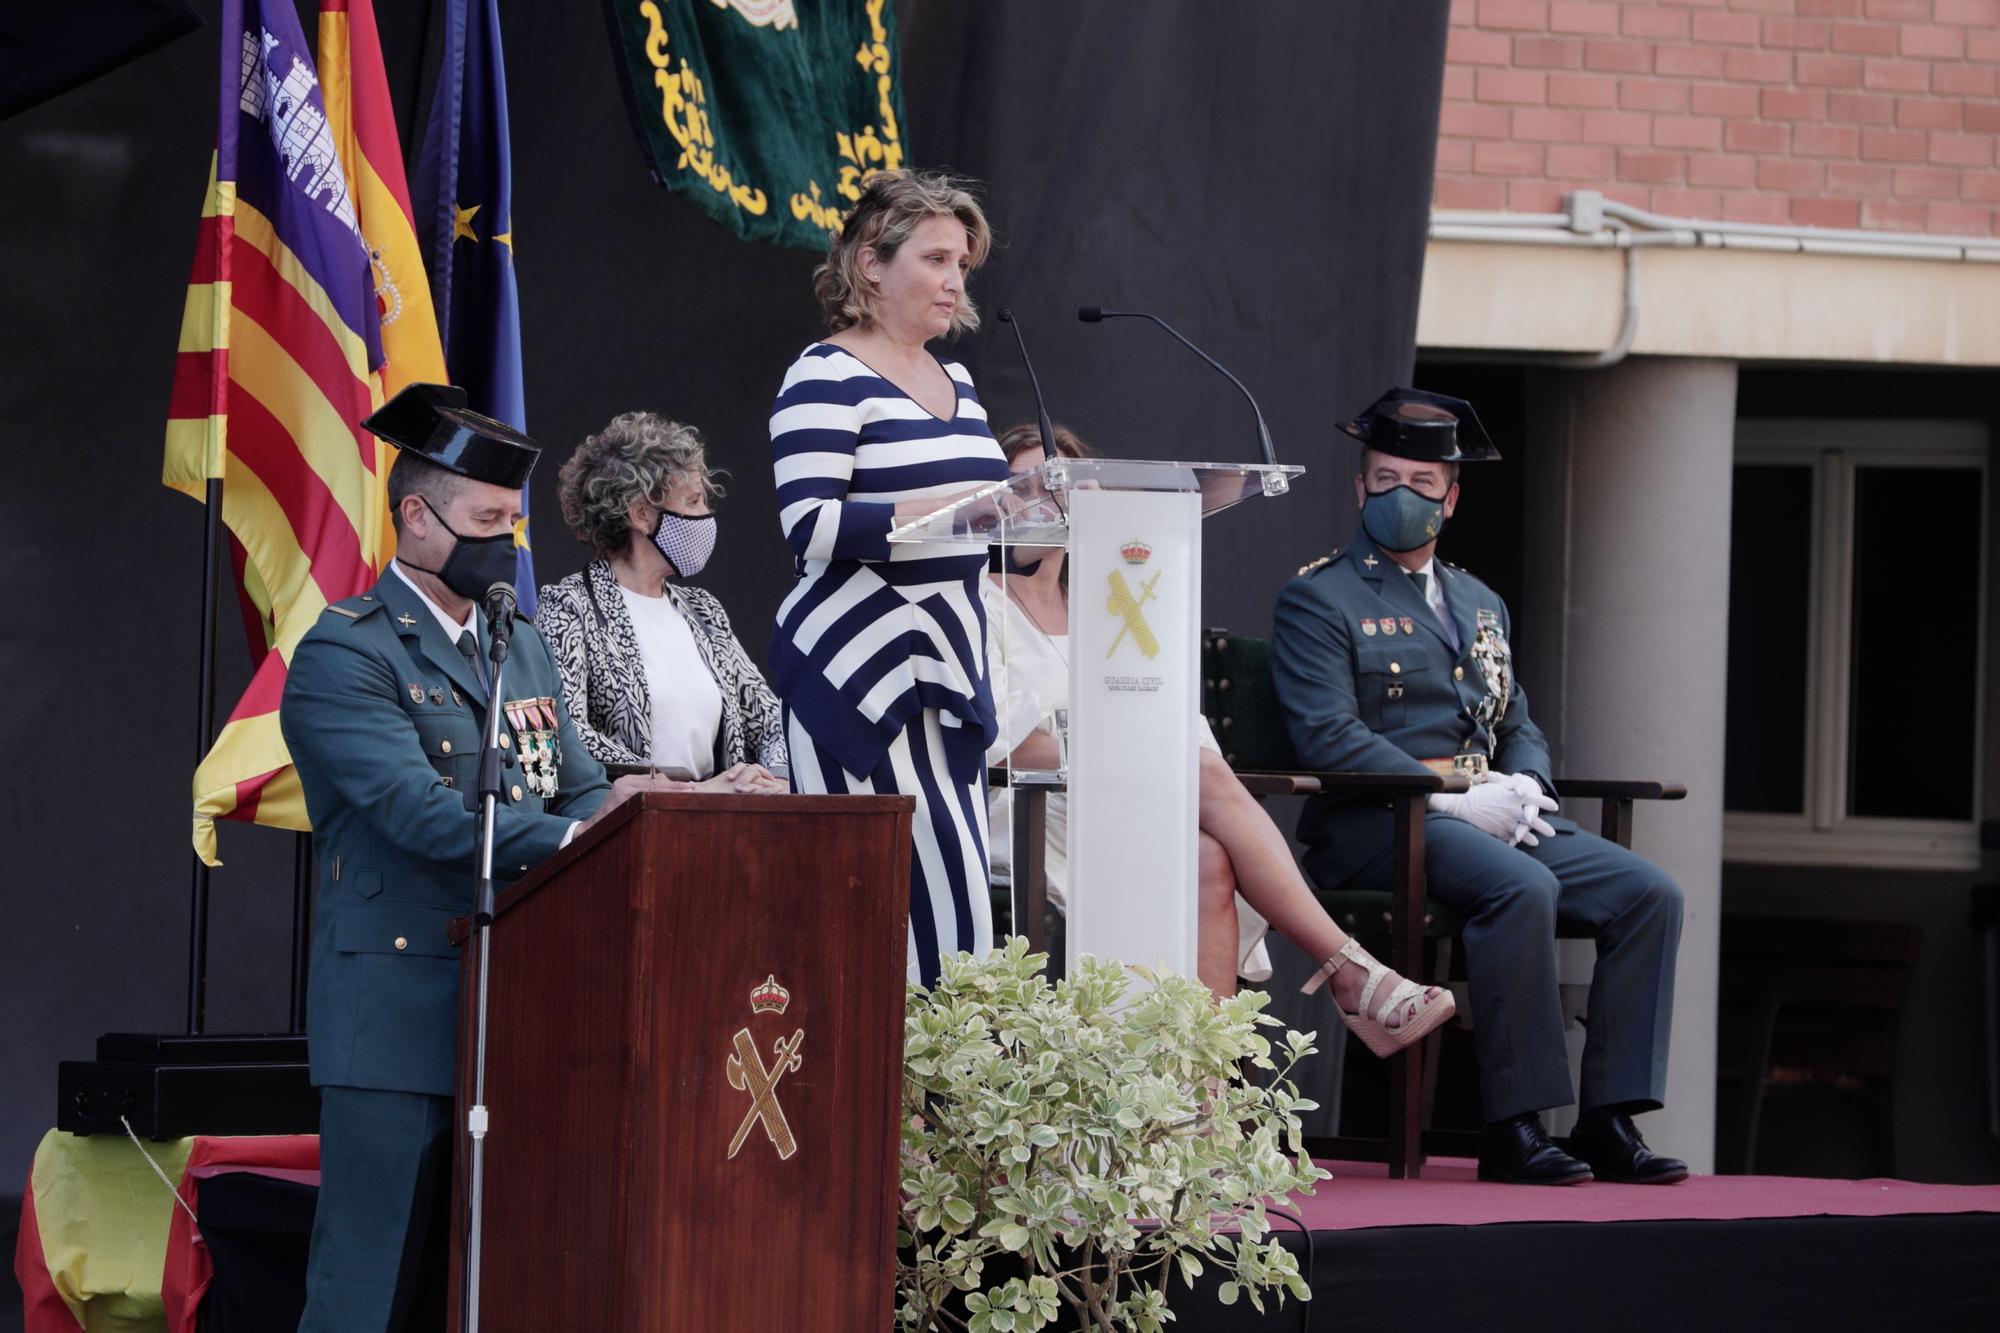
[1437,0,2000,235]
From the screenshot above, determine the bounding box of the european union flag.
[414,0,537,615]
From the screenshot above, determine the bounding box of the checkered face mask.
[652,508,717,578]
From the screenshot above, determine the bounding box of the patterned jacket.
[537,559,788,775]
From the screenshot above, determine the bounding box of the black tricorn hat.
[362,383,540,489]
[1336,387,1501,463]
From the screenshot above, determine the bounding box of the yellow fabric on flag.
[162,159,233,495]
[194,711,308,866]
[188,452,324,865]
[30,1128,195,1333]
[226,316,377,542]
[172,4,444,863]
[322,0,445,570]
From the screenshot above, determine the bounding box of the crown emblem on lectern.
[1120,539,1152,566]
[749,974,792,1015]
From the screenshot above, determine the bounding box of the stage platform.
[13,1153,1999,1331]
[1174,1158,2000,1332]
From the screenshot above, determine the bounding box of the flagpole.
[290,832,312,1031]
[186,478,225,1036]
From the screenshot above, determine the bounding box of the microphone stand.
[1076,306,1279,469]
[997,308,1058,459]
[461,583,516,1333]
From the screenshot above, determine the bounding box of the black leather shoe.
[1568,1109,1689,1185]
[1477,1113,1593,1185]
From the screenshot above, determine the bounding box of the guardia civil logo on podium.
[1105,538,1161,661]
[603,0,907,249]
[726,973,805,1161]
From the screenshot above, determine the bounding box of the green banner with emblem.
[602,0,907,250]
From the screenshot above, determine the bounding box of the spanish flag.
[321,0,449,565]
[164,0,443,865]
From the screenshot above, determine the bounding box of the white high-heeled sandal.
[1302,938,1456,1059]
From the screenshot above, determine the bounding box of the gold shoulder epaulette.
[326,604,361,619]
[1297,547,1339,576]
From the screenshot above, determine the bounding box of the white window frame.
[1725,419,1989,872]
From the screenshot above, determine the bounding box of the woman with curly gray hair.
[538,411,787,792]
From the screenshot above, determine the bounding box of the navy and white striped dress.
[769,343,1010,984]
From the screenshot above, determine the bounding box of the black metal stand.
[56,468,325,1140]
[289,831,312,1032]
[187,478,224,1035]
[461,604,514,1333]
[186,474,315,1036]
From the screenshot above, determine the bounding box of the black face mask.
[407,496,517,601]
[994,544,1052,577]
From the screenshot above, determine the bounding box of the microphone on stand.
[1077,306,1277,468]
[482,582,517,656]
[992,308,1064,572]
[997,307,1057,459]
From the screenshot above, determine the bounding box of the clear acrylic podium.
[889,456,1302,979]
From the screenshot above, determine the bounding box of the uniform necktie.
[1410,570,1459,651]
[456,629,489,695]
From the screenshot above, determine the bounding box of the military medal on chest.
[503,698,553,798]
[1469,608,1513,742]
[534,700,558,797]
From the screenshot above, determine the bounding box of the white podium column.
[1063,487,1202,980]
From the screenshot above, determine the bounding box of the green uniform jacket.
[1270,534,1573,889]
[281,569,610,1096]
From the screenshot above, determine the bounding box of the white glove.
[1428,779,1537,843]
[1490,770,1559,846]
[1428,772,1560,846]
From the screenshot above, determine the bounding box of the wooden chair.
[1201,629,1686,1176]
[1715,913,1919,1177]
[991,755,1468,1180]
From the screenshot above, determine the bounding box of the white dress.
[982,578,1271,982]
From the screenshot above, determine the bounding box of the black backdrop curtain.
[0,0,1446,1193]
[899,1,1449,632]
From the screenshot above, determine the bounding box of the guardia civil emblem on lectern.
[725,974,805,1161]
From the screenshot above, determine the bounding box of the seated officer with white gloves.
[1270,388,1687,1186]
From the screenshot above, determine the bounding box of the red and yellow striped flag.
[321,0,446,568]
[164,0,443,865]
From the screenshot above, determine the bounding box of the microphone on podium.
[996,308,1057,459]
[1077,306,1278,468]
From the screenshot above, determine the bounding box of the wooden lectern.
[450,790,915,1331]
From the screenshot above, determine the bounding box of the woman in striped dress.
[768,171,1010,984]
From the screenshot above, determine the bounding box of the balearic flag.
[414,0,538,615]
[164,0,439,864]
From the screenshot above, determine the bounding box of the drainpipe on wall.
[1427,190,2000,369]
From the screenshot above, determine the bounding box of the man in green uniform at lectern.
[283,384,642,1331]
[1271,388,1688,1188]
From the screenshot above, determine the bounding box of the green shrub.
[898,939,1329,1332]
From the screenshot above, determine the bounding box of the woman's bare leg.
[1196,749,1439,1026]
[1197,831,1240,998]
